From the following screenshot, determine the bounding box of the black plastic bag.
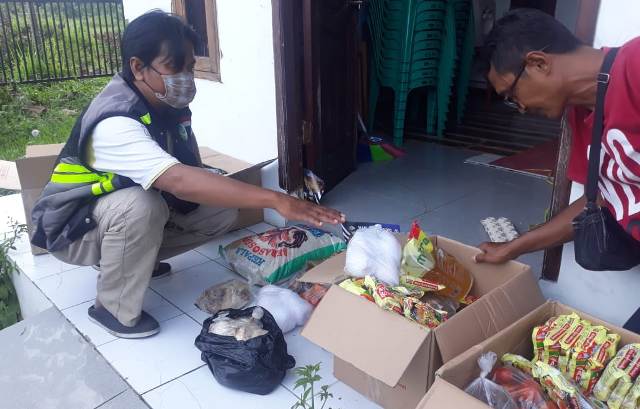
[194,306,295,395]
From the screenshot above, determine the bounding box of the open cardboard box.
[15,144,267,255]
[299,235,546,409]
[416,301,640,409]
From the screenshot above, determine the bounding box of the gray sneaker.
[88,305,160,339]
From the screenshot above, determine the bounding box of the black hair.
[121,10,200,80]
[482,8,582,75]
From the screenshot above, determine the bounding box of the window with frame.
[172,0,221,81]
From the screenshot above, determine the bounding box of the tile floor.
[3,141,552,409]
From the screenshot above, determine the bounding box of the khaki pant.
[52,187,238,326]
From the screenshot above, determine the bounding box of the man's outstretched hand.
[475,241,516,264]
[275,194,345,227]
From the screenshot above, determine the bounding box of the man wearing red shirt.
[475,8,640,332]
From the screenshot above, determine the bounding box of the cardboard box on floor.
[415,301,640,409]
[15,144,266,255]
[299,235,546,409]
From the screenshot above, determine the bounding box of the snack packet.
[535,361,585,409]
[339,278,374,302]
[502,354,537,377]
[401,221,436,276]
[593,343,640,407]
[363,275,403,315]
[621,376,640,409]
[399,274,446,292]
[288,280,330,306]
[390,285,425,298]
[402,296,448,328]
[422,293,459,319]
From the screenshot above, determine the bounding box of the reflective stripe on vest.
[51,163,116,197]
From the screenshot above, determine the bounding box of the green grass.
[0,78,108,161]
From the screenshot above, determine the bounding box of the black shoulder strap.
[586,47,620,204]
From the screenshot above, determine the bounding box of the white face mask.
[152,70,197,109]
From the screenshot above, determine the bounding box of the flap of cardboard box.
[301,285,430,388]
[432,263,545,364]
[0,160,20,191]
[25,143,65,158]
[415,377,489,409]
[16,154,60,190]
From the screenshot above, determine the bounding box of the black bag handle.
[585,47,620,205]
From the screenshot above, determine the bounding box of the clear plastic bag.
[492,364,559,409]
[465,352,519,409]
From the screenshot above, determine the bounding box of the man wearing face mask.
[30,11,345,339]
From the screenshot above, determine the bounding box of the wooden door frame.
[541,0,601,281]
[271,0,305,194]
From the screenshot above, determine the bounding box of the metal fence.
[0,0,125,85]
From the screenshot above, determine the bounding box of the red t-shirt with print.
[567,37,640,241]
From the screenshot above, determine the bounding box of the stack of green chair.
[451,0,475,123]
[368,0,457,145]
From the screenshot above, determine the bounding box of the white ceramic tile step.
[35,265,98,309]
[143,366,298,409]
[282,328,336,390]
[98,314,204,394]
[12,251,82,281]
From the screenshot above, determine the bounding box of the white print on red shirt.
[590,128,640,222]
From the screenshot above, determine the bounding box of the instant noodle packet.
[594,344,640,407]
[502,353,537,377]
[536,361,584,409]
[621,376,640,409]
[390,285,425,298]
[399,274,446,292]
[339,278,374,302]
[363,275,403,315]
[402,297,445,329]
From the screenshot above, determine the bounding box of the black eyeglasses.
[503,62,527,110]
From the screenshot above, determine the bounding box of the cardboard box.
[15,144,266,255]
[416,301,640,409]
[0,160,21,191]
[300,236,546,409]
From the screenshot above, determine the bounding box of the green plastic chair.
[368,0,457,144]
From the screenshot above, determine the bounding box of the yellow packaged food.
[402,297,445,329]
[609,373,636,409]
[621,377,640,409]
[399,274,446,292]
[560,319,592,351]
[401,221,435,276]
[501,353,537,377]
[594,343,640,402]
[536,361,583,409]
[591,333,623,368]
[390,285,425,298]
[339,279,374,302]
[363,275,403,315]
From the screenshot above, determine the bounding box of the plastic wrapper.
[491,364,559,409]
[535,361,596,409]
[363,275,403,315]
[339,278,374,302]
[423,293,459,319]
[344,224,402,285]
[593,343,640,408]
[390,285,425,298]
[195,279,252,315]
[399,274,446,292]
[402,296,446,329]
[465,352,518,409]
[621,376,640,409]
[221,225,346,285]
[288,280,329,306]
[255,285,313,334]
[401,221,436,276]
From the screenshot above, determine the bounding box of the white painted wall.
[593,0,640,48]
[122,0,279,164]
[540,2,640,328]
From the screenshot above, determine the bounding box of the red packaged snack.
[491,365,560,409]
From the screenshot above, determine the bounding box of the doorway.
[272,0,601,280]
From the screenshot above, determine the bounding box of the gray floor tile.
[98,390,150,409]
[0,308,128,409]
